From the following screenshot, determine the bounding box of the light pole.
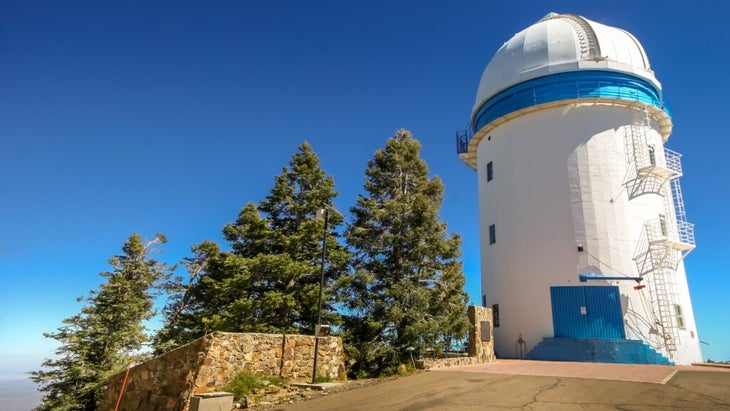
[311,207,329,384]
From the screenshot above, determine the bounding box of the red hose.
[114,357,134,411]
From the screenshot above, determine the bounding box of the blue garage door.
[550,286,625,340]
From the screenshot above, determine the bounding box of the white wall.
[476,103,702,363]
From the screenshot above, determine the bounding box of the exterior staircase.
[526,338,673,365]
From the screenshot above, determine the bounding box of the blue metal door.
[550,286,625,340]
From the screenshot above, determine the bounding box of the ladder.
[650,265,678,354]
[634,220,680,357]
[627,105,696,358]
[670,177,696,258]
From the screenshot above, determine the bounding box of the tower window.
[482,295,487,307]
[486,161,493,182]
[674,304,685,329]
[648,145,656,166]
[489,224,496,244]
[659,214,668,237]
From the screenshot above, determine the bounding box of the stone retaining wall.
[468,305,496,363]
[417,355,483,370]
[416,305,496,370]
[99,332,345,411]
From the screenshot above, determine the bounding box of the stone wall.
[417,356,483,370]
[467,305,496,363]
[99,332,345,411]
[100,337,209,411]
[193,332,345,394]
[416,305,495,370]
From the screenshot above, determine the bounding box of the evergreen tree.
[30,234,171,411]
[155,142,348,350]
[341,129,469,377]
[152,240,223,353]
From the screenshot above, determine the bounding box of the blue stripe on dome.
[471,71,670,133]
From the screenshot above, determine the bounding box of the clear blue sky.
[2,1,729,379]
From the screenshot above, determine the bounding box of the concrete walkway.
[433,359,730,384]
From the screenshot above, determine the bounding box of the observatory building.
[458,13,702,364]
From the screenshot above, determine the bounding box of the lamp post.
[311,207,329,384]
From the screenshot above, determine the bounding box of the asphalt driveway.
[274,361,730,410]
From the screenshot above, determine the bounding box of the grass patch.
[265,375,287,386]
[225,371,287,400]
[314,375,332,383]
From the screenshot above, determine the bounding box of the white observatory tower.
[458,13,703,364]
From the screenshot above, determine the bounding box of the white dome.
[473,13,660,114]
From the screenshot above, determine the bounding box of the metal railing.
[456,130,470,154]
[664,148,683,176]
[676,220,695,247]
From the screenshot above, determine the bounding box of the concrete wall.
[100,332,345,411]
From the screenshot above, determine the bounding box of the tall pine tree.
[341,129,469,377]
[155,142,348,350]
[31,234,171,411]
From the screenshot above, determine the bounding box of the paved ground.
[272,360,730,410]
[436,359,690,383]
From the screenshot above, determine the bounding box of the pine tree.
[152,240,224,353]
[341,129,469,377]
[155,142,348,350]
[30,234,171,411]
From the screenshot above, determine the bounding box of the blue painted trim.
[526,338,674,365]
[471,71,670,133]
[579,274,642,283]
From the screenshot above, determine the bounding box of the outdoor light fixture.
[311,205,341,384]
[315,324,331,336]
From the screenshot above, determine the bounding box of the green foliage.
[155,142,349,351]
[396,364,413,376]
[340,129,469,377]
[314,375,332,383]
[224,372,287,400]
[31,234,172,411]
[265,375,288,386]
[225,372,268,400]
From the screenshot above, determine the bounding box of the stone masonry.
[99,332,345,411]
[417,305,496,370]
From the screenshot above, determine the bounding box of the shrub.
[225,371,289,400]
[396,364,409,376]
[225,372,268,400]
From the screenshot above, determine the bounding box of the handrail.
[664,148,683,176]
[456,130,470,154]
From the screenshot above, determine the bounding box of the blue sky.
[1,1,729,380]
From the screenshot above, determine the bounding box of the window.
[492,304,500,327]
[489,224,496,244]
[659,214,668,237]
[486,161,493,182]
[674,304,685,329]
[648,145,656,166]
